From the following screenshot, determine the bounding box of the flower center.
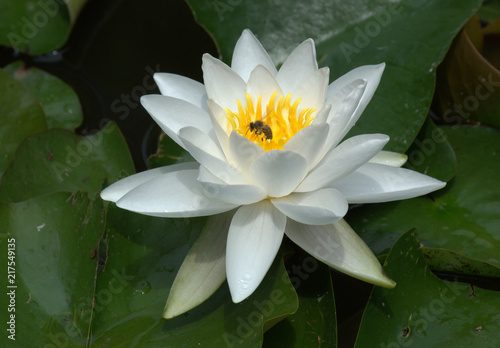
[224,91,316,151]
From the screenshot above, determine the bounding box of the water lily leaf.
[186,0,482,152]
[0,68,46,177]
[263,254,337,348]
[404,116,457,182]
[148,132,195,169]
[435,15,500,129]
[0,122,134,203]
[478,0,500,22]
[347,125,500,276]
[0,0,88,56]
[354,229,500,347]
[89,205,298,347]
[0,192,104,347]
[4,61,83,130]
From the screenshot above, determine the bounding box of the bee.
[249,120,273,140]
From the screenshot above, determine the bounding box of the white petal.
[322,81,367,154]
[282,124,329,170]
[285,219,396,288]
[207,99,231,159]
[292,67,329,112]
[271,188,348,225]
[198,166,266,205]
[332,163,446,203]
[163,211,234,319]
[326,63,385,136]
[100,162,199,202]
[178,127,247,185]
[251,150,308,197]
[228,131,266,179]
[141,95,212,150]
[153,73,208,111]
[276,39,318,95]
[297,134,389,192]
[246,65,283,109]
[116,168,237,217]
[202,54,246,110]
[231,29,277,82]
[369,151,408,167]
[226,201,286,302]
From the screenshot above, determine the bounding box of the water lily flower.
[100,29,445,318]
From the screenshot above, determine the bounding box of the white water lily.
[101,29,445,318]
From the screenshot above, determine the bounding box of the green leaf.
[0,192,104,347]
[186,0,482,152]
[89,205,298,347]
[0,122,135,203]
[263,254,337,348]
[147,132,195,169]
[348,125,500,276]
[4,61,83,130]
[0,68,46,177]
[355,229,500,347]
[0,0,88,56]
[404,116,457,182]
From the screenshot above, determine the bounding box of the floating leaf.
[0,68,46,177]
[4,61,83,130]
[0,192,103,347]
[0,122,134,203]
[355,229,500,347]
[0,0,88,56]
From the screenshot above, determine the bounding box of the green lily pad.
[404,116,457,182]
[88,205,298,347]
[355,229,500,347]
[347,125,500,276]
[263,253,337,347]
[147,132,195,169]
[186,0,482,153]
[0,68,46,177]
[0,192,103,347]
[0,0,88,56]
[0,122,134,203]
[4,61,83,130]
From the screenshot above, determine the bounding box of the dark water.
[1,0,217,171]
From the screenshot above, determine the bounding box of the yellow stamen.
[224,92,316,151]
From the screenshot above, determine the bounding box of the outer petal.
[326,63,385,137]
[153,73,208,111]
[100,162,199,203]
[251,150,308,197]
[198,166,267,205]
[292,67,329,113]
[321,81,367,155]
[369,151,408,167]
[271,188,348,225]
[297,134,389,192]
[141,95,212,150]
[332,163,446,203]
[178,127,247,185]
[207,99,231,158]
[116,168,237,217]
[226,201,286,302]
[282,124,329,170]
[203,54,246,110]
[285,219,396,288]
[231,29,277,82]
[163,211,234,319]
[276,38,318,95]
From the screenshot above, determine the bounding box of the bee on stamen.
[249,120,273,141]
